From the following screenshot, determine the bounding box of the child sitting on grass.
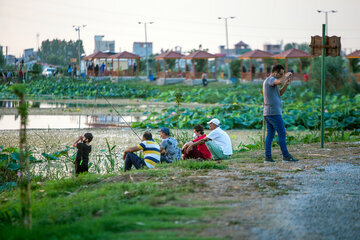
[72,133,93,175]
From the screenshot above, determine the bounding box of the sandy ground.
[190,141,360,240]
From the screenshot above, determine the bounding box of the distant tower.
[36,33,40,50]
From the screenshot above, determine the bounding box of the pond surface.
[0,115,146,130]
[0,100,110,109]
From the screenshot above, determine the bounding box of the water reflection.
[0,114,147,130]
[0,100,111,109]
[0,100,68,109]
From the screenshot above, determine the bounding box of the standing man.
[186,119,232,160]
[263,64,298,163]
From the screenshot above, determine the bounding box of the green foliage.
[0,146,40,191]
[284,42,310,52]
[38,39,84,66]
[0,50,6,67]
[311,56,348,92]
[103,138,116,173]
[230,59,241,79]
[167,59,176,70]
[135,90,360,131]
[31,63,43,74]
[189,47,209,73]
[10,84,26,97]
[1,79,359,131]
[349,58,360,73]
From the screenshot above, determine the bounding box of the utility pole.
[138,21,154,79]
[218,16,235,80]
[36,33,40,51]
[317,10,337,36]
[73,25,86,76]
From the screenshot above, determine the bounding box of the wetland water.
[0,115,146,130]
[0,100,148,130]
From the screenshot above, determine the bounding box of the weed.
[170,160,227,170]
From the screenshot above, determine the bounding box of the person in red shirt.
[181,125,212,160]
[18,68,23,83]
[303,73,309,82]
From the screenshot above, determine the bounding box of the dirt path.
[187,141,360,240]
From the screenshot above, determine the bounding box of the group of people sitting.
[122,118,233,171]
[73,118,232,174]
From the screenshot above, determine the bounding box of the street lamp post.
[73,25,86,76]
[317,10,337,36]
[138,21,154,79]
[218,16,235,80]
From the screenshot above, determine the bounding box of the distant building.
[263,41,283,54]
[133,42,153,57]
[94,35,115,53]
[219,40,251,56]
[23,48,38,62]
[6,55,16,65]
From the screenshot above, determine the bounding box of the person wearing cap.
[159,127,181,163]
[263,64,299,163]
[123,131,160,171]
[185,119,232,160]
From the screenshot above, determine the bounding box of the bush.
[311,56,348,92]
[32,63,42,74]
[230,59,241,79]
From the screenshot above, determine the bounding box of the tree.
[32,63,42,74]
[0,51,6,67]
[349,58,360,73]
[38,39,84,66]
[284,42,297,51]
[311,56,347,91]
[230,59,241,79]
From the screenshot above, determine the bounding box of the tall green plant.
[10,84,32,230]
[104,138,116,173]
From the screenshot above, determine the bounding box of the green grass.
[0,173,222,240]
[159,159,228,170]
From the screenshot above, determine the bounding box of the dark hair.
[271,64,284,73]
[84,133,93,143]
[143,131,152,140]
[193,124,204,135]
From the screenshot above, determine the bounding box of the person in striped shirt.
[123,131,160,171]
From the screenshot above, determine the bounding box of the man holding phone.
[263,64,298,163]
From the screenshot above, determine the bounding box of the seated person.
[159,127,181,163]
[186,119,232,160]
[182,124,212,160]
[123,131,160,171]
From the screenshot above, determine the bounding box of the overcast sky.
[1,0,359,57]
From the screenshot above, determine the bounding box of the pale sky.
[1,0,359,57]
